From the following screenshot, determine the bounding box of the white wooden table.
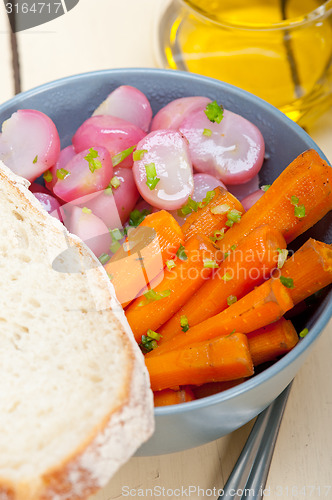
[0,1,331,499]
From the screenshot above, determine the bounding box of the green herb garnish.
[210,228,225,243]
[84,148,102,173]
[180,315,189,332]
[82,207,92,214]
[198,189,215,208]
[294,205,305,218]
[33,155,38,164]
[203,128,212,136]
[204,101,224,124]
[98,253,110,265]
[176,244,188,261]
[177,196,199,217]
[110,176,121,189]
[43,169,53,183]
[210,204,230,215]
[56,168,70,180]
[299,328,309,338]
[110,241,121,254]
[291,196,299,206]
[226,209,242,227]
[139,333,159,353]
[203,259,219,269]
[112,145,136,167]
[277,248,288,269]
[227,295,237,306]
[166,259,176,270]
[133,149,148,161]
[261,185,271,192]
[145,163,160,190]
[128,208,151,227]
[222,271,233,282]
[280,276,294,289]
[138,289,171,307]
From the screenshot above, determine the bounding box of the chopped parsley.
[112,145,136,167]
[210,204,230,215]
[56,168,70,180]
[166,259,176,270]
[210,229,225,243]
[277,248,288,269]
[110,176,121,189]
[203,259,219,269]
[43,169,53,183]
[177,196,199,217]
[139,330,161,353]
[222,271,233,282]
[226,209,242,227]
[129,208,151,227]
[203,128,212,137]
[145,163,160,190]
[133,149,148,161]
[198,189,215,209]
[180,315,189,332]
[280,276,294,289]
[33,155,38,164]
[204,101,224,124]
[294,205,306,218]
[84,148,102,173]
[291,196,299,206]
[98,253,110,265]
[138,289,171,307]
[261,185,271,192]
[176,244,188,261]
[82,207,92,214]
[299,328,309,338]
[227,295,237,306]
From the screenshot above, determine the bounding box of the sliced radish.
[150,96,211,131]
[45,145,76,191]
[53,146,113,203]
[72,115,146,168]
[29,182,51,195]
[241,189,264,211]
[180,108,265,185]
[67,206,112,258]
[93,85,152,133]
[0,109,60,182]
[33,192,63,220]
[132,130,194,210]
[111,167,140,223]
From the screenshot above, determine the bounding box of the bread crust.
[0,162,154,500]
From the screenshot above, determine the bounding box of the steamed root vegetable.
[93,85,152,132]
[179,108,265,185]
[153,387,195,406]
[53,146,113,203]
[104,210,184,306]
[72,115,146,168]
[247,318,299,366]
[181,186,244,241]
[146,279,293,357]
[273,238,332,305]
[125,233,222,342]
[0,109,60,182]
[150,96,211,131]
[146,333,254,392]
[33,192,63,221]
[132,130,194,210]
[45,145,76,191]
[218,149,332,251]
[241,189,264,211]
[67,205,112,257]
[159,225,286,342]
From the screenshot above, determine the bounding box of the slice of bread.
[0,161,154,500]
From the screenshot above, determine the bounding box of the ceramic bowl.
[0,68,331,455]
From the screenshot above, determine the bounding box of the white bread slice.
[0,161,154,500]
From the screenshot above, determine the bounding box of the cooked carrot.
[247,318,299,366]
[273,238,332,305]
[146,278,293,357]
[218,149,332,253]
[146,333,254,391]
[125,234,222,342]
[153,387,195,407]
[159,225,286,343]
[181,186,244,241]
[191,379,246,399]
[105,210,184,306]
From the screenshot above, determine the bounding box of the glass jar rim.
[180,0,332,31]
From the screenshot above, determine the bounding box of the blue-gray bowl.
[0,68,331,456]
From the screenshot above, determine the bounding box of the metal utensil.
[219,382,293,500]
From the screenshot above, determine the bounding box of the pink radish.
[0,109,60,182]
[133,130,194,210]
[67,206,112,258]
[53,146,113,203]
[241,189,264,211]
[180,108,265,185]
[33,192,63,220]
[150,96,211,131]
[93,85,152,133]
[72,115,146,168]
[45,145,76,191]
[29,182,51,195]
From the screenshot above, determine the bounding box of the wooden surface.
[0,1,331,498]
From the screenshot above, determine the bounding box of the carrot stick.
[218,149,332,252]
[159,225,286,343]
[105,210,184,306]
[247,318,299,366]
[273,238,332,305]
[125,234,222,342]
[146,278,293,357]
[146,333,254,391]
[153,387,195,407]
[181,186,244,241]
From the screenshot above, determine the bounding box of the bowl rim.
[0,67,330,416]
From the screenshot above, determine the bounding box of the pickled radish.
[241,189,264,211]
[93,85,152,133]
[180,109,265,185]
[29,182,51,195]
[151,96,211,131]
[0,109,60,182]
[33,192,62,220]
[46,145,76,191]
[53,146,113,203]
[133,130,194,210]
[67,206,112,257]
[73,167,140,229]
[72,115,146,168]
